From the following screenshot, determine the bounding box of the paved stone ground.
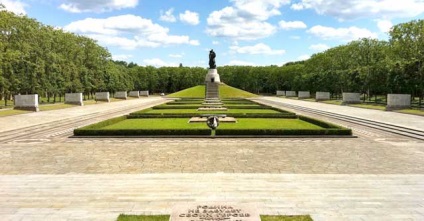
[0,97,423,220]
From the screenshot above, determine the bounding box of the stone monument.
[171,204,260,221]
[199,49,227,111]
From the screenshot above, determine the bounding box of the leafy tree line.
[1,6,423,106]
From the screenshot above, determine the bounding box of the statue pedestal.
[205,69,220,83]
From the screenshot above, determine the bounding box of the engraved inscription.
[171,204,260,221]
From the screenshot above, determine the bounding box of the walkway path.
[256,97,424,131]
[0,96,423,221]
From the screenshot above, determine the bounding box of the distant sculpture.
[209,49,216,69]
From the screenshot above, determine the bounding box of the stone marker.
[128,91,140,98]
[65,93,83,106]
[387,94,411,110]
[316,92,330,101]
[114,91,127,100]
[95,92,110,102]
[342,93,361,104]
[14,94,39,112]
[276,90,285,96]
[171,204,260,221]
[285,91,297,97]
[298,91,310,99]
[140,91,149,97]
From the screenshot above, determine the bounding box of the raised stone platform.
[14,94,39,112]
[198,107,228,111]
[189,116,237,123]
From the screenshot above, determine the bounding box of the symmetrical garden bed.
[74,98,352,137]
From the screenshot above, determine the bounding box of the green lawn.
[0,109,31,117]
[218,118,323,130]
[349,103,387,110]
[396,109,424,116]
[102,118,209,130]
[167,85,257,98]
[101,118,323,130]
[321,100,343,105]
[139,108,282,114]
[117,215,313,221]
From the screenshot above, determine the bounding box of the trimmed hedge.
[229,113,297,118]
[215,128,352,136]
[223,105,267,109]
[127,114,195,118]
[299,115,345,129]
[76,116,127,130]
[74,129,211,136]
[153,105,200,109]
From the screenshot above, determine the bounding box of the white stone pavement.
[1,174,423,221]
[258,97,424,131]
[0,97,165,133]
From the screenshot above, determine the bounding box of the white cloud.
[160,8,176,22]
[308,25,378,41]
[376,19,393,33]
[279,20,307,30]
[0,0,27,14]
[230,43,285,55]
[113,54,133,61]
[309,43,330,51]
[169,53,184,58]
[59,0,138,13]
[142,58,178,67]
[212,41,220,45]
[179,10,200,25]
[64,14,199,49]
[206,0,291,40]
[297,54,311,60]
[291,0,424,20]
[227,60,256,66]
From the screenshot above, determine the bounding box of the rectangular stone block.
[316,92,330,101]
[128,91,139,98]
[65,93,83,106]
[95,92,110,102]
[387,94,411,110]
[114,91,127,100]
[285,91,297,97]
[276,90,285,96]
[342,93,361,104]
[140,91,149,97]
[14,94,39,111]
[298,91,310,99]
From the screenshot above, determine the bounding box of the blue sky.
[2,0,424,67]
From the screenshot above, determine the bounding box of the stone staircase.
[206,82,219,99]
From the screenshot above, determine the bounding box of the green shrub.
[74,128,211,136]
[223,105,268,109]
[228,113,297,118]
[127,114,196,118]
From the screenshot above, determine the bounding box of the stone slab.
[198,107,228,111]
[189,117,237,123]
[276,91,285,96]
[171,204,260,221]
[114,91,127,100]
[129,91,140,98]
[285,91,296,97]
[95,92,110,102]
[342,93,361,104]
[140,91,149,97]
[315,92,330,101]
[14,94,39,112]
[298,91,310,99]
[65,93,83,106]
[387,94,411,110]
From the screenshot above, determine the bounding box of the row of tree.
[1,6,423,106]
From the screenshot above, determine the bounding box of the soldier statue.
[209,49,216,69]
